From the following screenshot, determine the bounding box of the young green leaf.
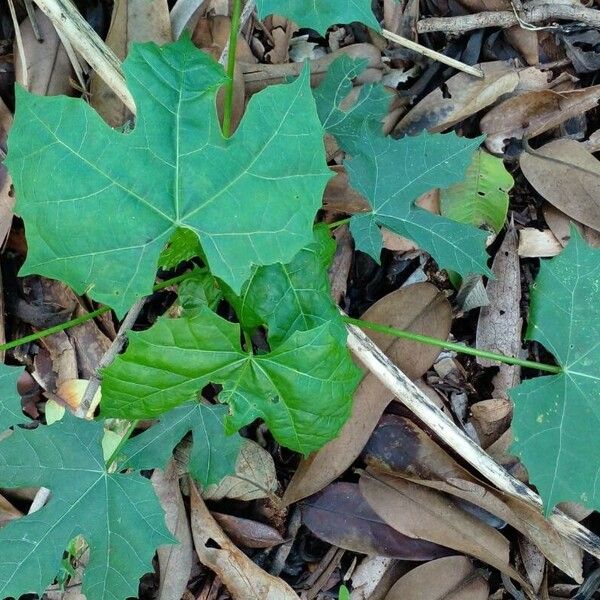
[440,149,513,234]
[0,415,174,600]
[347,132,491,276]
[314,55,391,156]
[158,228,203,270]
[225,226,346,345]
[6,37,331,316]
[509,228,600,513]
[0,366,25,430]
[255,0,380,35]
[312,56,490,277]
[121,402,243,486]
[101,306,361,454]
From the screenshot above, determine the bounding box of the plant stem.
[222,0,242,138]
[106,420,139,468]
[327,217,351,229]
[0,270,199,353]
[343,316,562,374]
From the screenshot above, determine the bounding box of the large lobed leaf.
[101,306,361,454]
[0,366,25,430]
[0,415,174,600]
[314,57,490,277]
[510,228,600,513]
[256,0,380,35]
[6,37,331,316]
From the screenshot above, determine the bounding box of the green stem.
[0,270,200,353]
[222,0,242,138]
[106,420,139,468]
[343,316,562,374]
[327,217,351,229]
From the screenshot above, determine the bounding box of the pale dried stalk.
[417,3,600,34]
[8,0,28,89]
[345,321,600,560]
[32,0,135,112]
[381,29,483,78]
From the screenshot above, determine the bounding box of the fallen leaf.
[469,399,513,448]
[395,62,520,136]
[362,415,583,581]
[359,471,534,596]
[384,556,488,600]
[16,7,73,96]
[520,140,600,233]
[481,86,600,154]
[519,535,545,592]
[203,439,277,501]
[543,205,600,248]
[476,226,522,396]
[518,228,562,257]
[301,482,451,559]
[0,492,21,528]
[211,512,285,549]
[282,283,452,505]
[0,98,14,245]
[190,480,299,599]
[152,461,193,600]
[90,0,172,126]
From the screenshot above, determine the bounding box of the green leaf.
[255,0,381,35]
[509,228,600,513]
[314,55,391,156]
[0,415,174,599]
[226,225,346,345]
[7,37,331,316]
[0,366,25,430]
[158,227,203,270]
[177,269,223,311]
[440,149,513,234]
[101,306,361,454]
[346,132,491,277]
[121,402,242,486]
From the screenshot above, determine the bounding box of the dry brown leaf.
[282,283,452,505]
[521,140,600,233]
[359,471,534,596]
[469,398,512,448]
[203,439,277,501]
[475,226,522,396]
[384,556,489,600]
[505,28,539,66]
[543,205,600,248]
[0,492,22,528]
[90,0,172,126]
[395,62,521,136]
[190,481,299,599]
[363,416,582,581]
[152,461,193,600]
[482,86,600,154]
[16,8,73,96]
[0,97,14,247]
[211,512,285,549]
[518,228,562,257]
[519,535,545,592]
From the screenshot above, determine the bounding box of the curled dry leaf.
[359,471,534,596]
[90,0,172,126]
[384,556,488,600]
[469,398,513,448]
[211,512,285,549]
[190,480,299,600]
[543,205,600,248]
[362,416,582,581]
[301,482,451,559]
[481,86,600,154]
[395,61,520,136]
[282,283,452,505]
[475,226,522,397]
[518,228,562,258]
[152,461,193,600]
[16,8,73,96]
[203,439,277,501]
[520,140,600,233]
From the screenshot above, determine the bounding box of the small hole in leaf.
[499,310,505,315]
[205,538,221,549]
[477,191,485,197]
[441,83,452,99]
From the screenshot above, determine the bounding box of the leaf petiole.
[343,316,562,374]
[222,0,243,138]
[327,217,351,229]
